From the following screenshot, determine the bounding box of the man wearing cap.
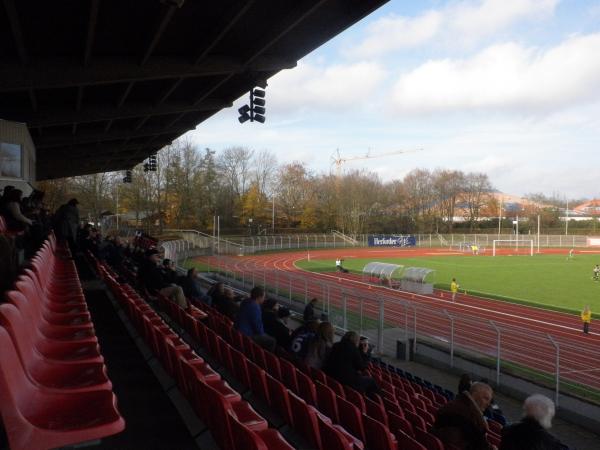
[139,249,188,309]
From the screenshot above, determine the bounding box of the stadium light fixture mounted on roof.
[237,86,266,124]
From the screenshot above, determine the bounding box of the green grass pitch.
[295,254,600,314]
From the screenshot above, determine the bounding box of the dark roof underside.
[0,0,388,180]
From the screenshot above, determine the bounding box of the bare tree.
[252,149,278,196]
[462,172,493,230]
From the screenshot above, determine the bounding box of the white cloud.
[390,33,600,114]
[351,10,442,57]
[448,0,558,44]
[348,0,558,57]
[266,61,386,113]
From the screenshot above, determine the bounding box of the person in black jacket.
[432,382,494,450]
[139,249,188,309]
[262,299,291,349]
[323,331,379,397]
[303,298,318,322]
[500,394,566,450]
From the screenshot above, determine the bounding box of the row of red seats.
[100,259,366,450]
[97,262,295,450]
[159,291,426,450]
[0,234,125,450]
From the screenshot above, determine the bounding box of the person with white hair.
[500,394,566,450]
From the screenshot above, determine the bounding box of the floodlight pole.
[498,197,502,237]
[515,215,519,249]
[272,195,275,232]
[537,215,540,253]
[565,199,569,235]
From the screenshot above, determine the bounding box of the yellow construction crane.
[331,147,423,178]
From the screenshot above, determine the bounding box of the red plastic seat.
[315,381,339,423]
[288,391,322,449]
[247,360,270,404]
[395,429,427,450]
[413,428,444,450]
[343,386,366,412]
[180,357,239,420]
[415,406,435,426]
[0,327,125,450]
[201,380,268,450]
[405,408,427,432]
[263,350,282,380]
[383,397,404,418]
[325,375,346,397]
[6,292,102,364]
[279,358,299,393]
[363,414,398,450]
[365,395,388,427]
[488,419,503,434]
[336,395,366,443]
[487,431,501,448]
[265,374,294,426]
[296,368,317,406]
[309,366,327,384]
[0,303,111,393]
[6,290,96,344]
[229,347,250,388]
[228,411,294,450]
[389,411,414,438]
[317,413,354,450]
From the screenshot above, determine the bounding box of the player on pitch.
[451,278,459,302]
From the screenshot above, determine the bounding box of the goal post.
[492,239,533,256]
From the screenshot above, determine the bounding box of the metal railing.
[167,229,597,255]
[198,255,600,407]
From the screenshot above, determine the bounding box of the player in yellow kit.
[450,278,459,302]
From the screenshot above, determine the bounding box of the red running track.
[196,247,600,392]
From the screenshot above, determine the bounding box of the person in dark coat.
[458,374,472,394]
[179,267,210,303]
[139,248,187,308]
[432,382,494,450]
[160,259,178,284]
[262,299,291,349]
[303,298,318,322]
[54,198,80,250]
[323,331,379,397]
[500,394,565,450]
[216,288,240,321]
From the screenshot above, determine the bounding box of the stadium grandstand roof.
[0,0,388,180]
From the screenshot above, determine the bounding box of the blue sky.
[186,0,600,198]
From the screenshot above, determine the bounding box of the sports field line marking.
[292,258,592,335]
[425,252,464,255]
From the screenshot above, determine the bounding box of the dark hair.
[67,198,79,206]
[310,297,318,304]
[5,188,23,202]
[187,268,196,277]
[263,298,277,310]
[162,258,172,266]
[250,286,265,300]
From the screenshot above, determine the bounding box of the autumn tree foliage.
[41,138,592,235]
